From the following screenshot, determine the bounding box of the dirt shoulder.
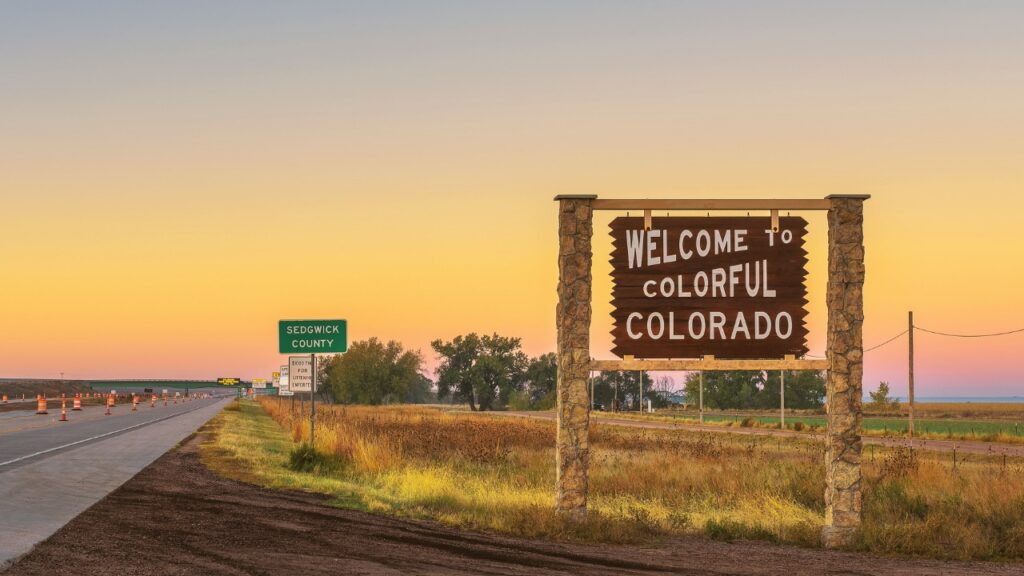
[3,434,1019,576]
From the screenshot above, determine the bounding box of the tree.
[684,371,760,409]
[683,370,826,410]
[773,370,826,409]
[868,381,898,413]
[431,333,528,411]
[320,338,424,404]
[591,371,640,410]
[523,353,557,409]
[405,373,435,404]
[646,375,676,408]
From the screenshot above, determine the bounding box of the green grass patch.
[637,412,1024,441]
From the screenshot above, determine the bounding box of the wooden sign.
[609,216,808,359]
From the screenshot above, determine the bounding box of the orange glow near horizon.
[2,3,1023,398]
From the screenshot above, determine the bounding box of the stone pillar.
[554,194,596,516]
[822,194,869,547]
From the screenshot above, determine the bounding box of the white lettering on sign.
[627,228,761,269]
[635,260,776,299]
[290,338,334,349]
[286,325,342,335]
[611,216,808,359]
[625,311,795,341]
[288,356,315,393]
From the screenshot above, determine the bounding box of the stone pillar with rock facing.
[822,194,869,547]
[554,194,596,516]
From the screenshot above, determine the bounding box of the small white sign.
[252,378,267,389]
[278,365,293,396]
[288,356,314,393]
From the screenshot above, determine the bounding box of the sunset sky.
[2,1,1023,397]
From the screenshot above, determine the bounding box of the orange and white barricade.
[36,394,48,415]
[73,394,82,411]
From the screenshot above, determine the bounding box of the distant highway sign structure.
[217,378,240,386]
[278,319,347,354]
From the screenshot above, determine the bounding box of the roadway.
[0,393,234,567]
[500,411,1024,457]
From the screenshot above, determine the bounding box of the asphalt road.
[500,411,1024,457]
[0,394,233,567]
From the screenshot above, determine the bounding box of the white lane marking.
[0,399,225,469]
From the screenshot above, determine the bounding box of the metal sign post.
[310,354,316,446]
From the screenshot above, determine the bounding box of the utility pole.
[780,370,786,429]
[908,311,915,438]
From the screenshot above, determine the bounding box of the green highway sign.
[278,319,347,354]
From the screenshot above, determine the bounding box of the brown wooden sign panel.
[610,216,809,359]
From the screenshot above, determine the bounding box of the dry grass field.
[207,399,1024,561]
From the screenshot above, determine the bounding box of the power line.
[865,329,909,352]
[804,321,1024,358]
[914,325,1024,338]
[804,328,909,359]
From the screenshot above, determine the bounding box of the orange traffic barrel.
[73,394,82,411]
[60,397,68,422]
[36,394,48,415]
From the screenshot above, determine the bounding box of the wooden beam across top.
[590,198,833,211]
[590,357,830,372]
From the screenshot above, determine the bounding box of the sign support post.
[310,353,316,446]
[554,194,595,518]
[699,371,704,424]
[638,371,643,413]
[780,370,785,428]
[821,194,869,548]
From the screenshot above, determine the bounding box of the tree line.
[317,333,826,411]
